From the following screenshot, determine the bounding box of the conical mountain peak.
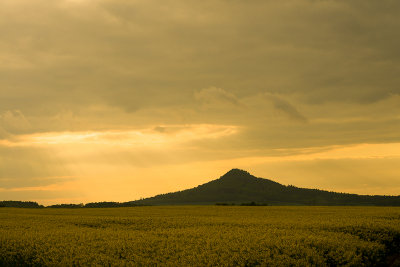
[131,169,400,206]
[219,168,256,181]
[225,168,251,176]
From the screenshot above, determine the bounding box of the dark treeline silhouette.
[216,202,268,206]
[83,202,141,208]
[240,202,268,206]
[131,169,400,206]
[0,201,44,208]
[47,203,84,208]
[0,201,144,209]
[47,202,143,208]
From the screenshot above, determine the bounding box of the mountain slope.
[131,169,400,206]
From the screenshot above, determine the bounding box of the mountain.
[131,169,400,206]
[4,169,399,208]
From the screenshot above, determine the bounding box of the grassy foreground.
[1,206,400,266]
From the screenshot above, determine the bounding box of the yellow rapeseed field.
[1,206,399,266]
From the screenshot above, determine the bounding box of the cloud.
[0,127,10,140]
[0,110,31,134]
[0,183,83,203]
[0,146,70,189]
[0,124,238,147]
[264,93,308,123]
[195,87,243,107]
[1,0,399,116]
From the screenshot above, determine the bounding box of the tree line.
[0,201,146,208]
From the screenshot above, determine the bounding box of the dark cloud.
[195,87,243,107]
[0,110,31,134]
[0,0,398,131]
[264,94,308,123]
[1,0,399,116]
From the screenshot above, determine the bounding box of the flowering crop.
[1,206,399,266]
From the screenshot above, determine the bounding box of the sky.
[1,0,400,205]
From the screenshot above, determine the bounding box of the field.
[1,206,400,266]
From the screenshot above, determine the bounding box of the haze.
[1,0,400,204]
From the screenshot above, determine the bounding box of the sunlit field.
[1,206,400,266]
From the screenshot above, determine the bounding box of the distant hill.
[130,169,400,206]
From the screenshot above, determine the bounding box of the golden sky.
[1,0,400,204]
